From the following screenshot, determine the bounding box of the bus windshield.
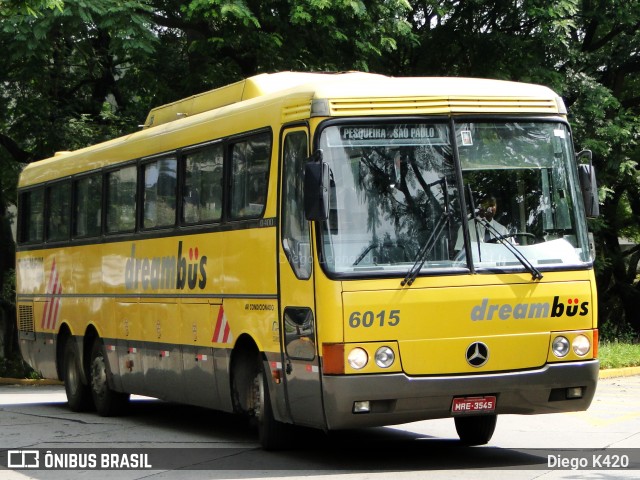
[317,120,592,277]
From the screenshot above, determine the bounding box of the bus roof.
[143,71,562,128]
[19,71,564,187]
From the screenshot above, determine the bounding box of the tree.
[563,1,640,336]
[390,1,640,337]
[0,0,415,366]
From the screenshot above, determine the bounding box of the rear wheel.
[90,339,129,416]
[63,339,93,412]
[454,415,497,446]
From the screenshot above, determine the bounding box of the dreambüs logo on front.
[470,296,589,321]
[124,242,207,291]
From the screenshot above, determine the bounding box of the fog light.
[347,348,368,370]
[353,401,370,413]
[572,335,590,356]
[375,346,395,368]
[552,336,570,358]
[566,387,583,399]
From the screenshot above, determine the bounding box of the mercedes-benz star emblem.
[466,342,489,367]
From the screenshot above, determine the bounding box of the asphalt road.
[0,373,639,480]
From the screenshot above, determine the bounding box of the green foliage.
[185,0,261,27]
[599,342,640,369]
[1,270,15,307]
[0,0,158,160]
[0,356,36,379]
[0,0,63,17]
[599,316,637,344]
[0,157,21,209]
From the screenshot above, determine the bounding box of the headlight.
[374,346,395,368]
[347,347,368,370]
[552,336,570,357]
[572,335,590,356]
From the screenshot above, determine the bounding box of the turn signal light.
[322,343,345,374]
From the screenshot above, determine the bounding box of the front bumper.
[321,360,599,430]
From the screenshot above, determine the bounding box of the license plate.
[451,395,496,414]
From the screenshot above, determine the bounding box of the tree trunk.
[0,187,17,361]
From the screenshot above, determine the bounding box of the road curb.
[598,366,640,379]
[0,377,63,386]
[0,366,638,386]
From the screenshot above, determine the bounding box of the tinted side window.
[230,133,271,219]
[74,174,103,237]
[143,157,177,229]
[281,131,311,279]
[46,182,71,242]
[19,189,44,244]
[106,166,137,233]
[183,145,223,224]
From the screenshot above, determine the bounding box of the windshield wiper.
[401,177,451,287]
[401,211,452,286]
[464,185,542,281]
[476,218,543,281]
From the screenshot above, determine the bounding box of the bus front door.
[278,128,325,428]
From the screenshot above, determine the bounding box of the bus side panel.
[29,301,58,377]
[140,299,184,402]
[213,347,234,413]
[115,300,145,396]
[16,255,46,376]
[181,301,220,408]
[18,331,57,380]
[17,251,75,380]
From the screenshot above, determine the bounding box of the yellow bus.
[15,71,600,449]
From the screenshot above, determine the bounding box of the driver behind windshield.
[454,196,508,251]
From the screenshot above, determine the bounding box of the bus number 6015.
[349,310,401,328]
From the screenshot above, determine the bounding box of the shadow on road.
[1,393,555,475]
[63,399,548,472]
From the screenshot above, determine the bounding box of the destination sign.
[338,124,447,146]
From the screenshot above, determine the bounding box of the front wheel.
[252,360,290,450]
[454,415,497,446]
[90,339,129,416]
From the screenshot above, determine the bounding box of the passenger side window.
[183,145,223,223]
[46,182,71,242]
[230,133,271,219]
[74,174,103,237]
[19,189,44,244]
[106,166,137,233]
[143,157,177,229]
[281,131,311,279]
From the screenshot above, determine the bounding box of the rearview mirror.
[576,150,599,218]
[304,150,329,221]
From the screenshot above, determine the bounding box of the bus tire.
[63,339,93,412]
[90,339,129,417]
[454,414,497,446]
[253,361,289,450]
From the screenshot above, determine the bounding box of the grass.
[598,342,640,369]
